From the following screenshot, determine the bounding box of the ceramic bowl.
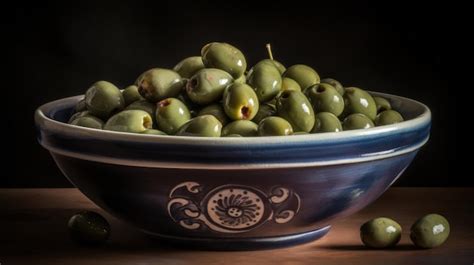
[35,92,430,250]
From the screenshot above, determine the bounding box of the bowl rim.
[35,91,431,146]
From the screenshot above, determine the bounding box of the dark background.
[6,1,458,187]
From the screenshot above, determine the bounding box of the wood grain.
[0,188,472,265]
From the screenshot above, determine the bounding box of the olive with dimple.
[343,87,377,120]
[410,214,450,249]
[85,81,125,120]
[198,104,230,126]
[122,85,143,106]
[258,59,286,74]
[155,98,191,134]
[125,99,156,118]
[222,120,258,137]
[312,112,342,133]
[70,116,104,129]
[360,217,402,248]
[104,110,153,133]
[201,42,247,79]
[223,83,259,120]
[141,129,167,135]
[68,211,110,245]
[258,116,293,136]
[306,83,344,117]
[342,113,374,130]
[374,96,392,113]
[251,103,276,124]
[276,90,315,132]
[283,64,320,90]
[375,110,404,126]
[321,78,345,95]
[247,61,282,102]
[173,56,205,79]
[281,77,301,92]
[186,68,233,105]
[137,68,184,103]
[176,115,222,137]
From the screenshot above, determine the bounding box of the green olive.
[343,87,377,120]
[247,61,282,102]
[234,75,246,84]
[312,112,342,133]
[68,211,110,245]
[305,83,344,117]
[222,120,258,137]
[177,91,200,117]
[258,116,293,136]
[122,85,143,106]
[104,110,153,133]
[251,103,276,124]
[198,104,230,126]
[186,68,233,105]
[373,96,392,113]
[375,110,404,126]
[360,217,402,248]
[125,99,156,118]
[342,113,374,130]
[410,214,450,249]
[283,64,320,90]
[70,116,104,129]
[85,81,125,120]
[137,68,184,103]
[276,90,315,132]
[223,83,259,120]
[321,78,344,95]
[68,111,93,123]
[258,59,286,74]
[201,42,247,79]
[281,77,301,92]
[173,56,205,78]
[141,129,167,135]
[176,115,222,137]
[155,98,191,134]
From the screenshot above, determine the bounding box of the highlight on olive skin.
[66,42,406,137]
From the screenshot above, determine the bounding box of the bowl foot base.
[144,226,331,251]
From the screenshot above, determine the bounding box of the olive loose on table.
[68,211,110,245]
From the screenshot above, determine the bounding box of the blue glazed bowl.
[35,92,430,250]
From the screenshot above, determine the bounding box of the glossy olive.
[176,115,222,137]
[312,112,342,133]
[281,77,301,92]
[222,120,258,137]
[251,103,276,124]
[141,129,167,135]
[104,110,153,133]
[375,110,404,126]
[173,56,205,79]
[125,99,156,118]
[411,214,450,249]
[321,78,344,95]
[374,96,392,113]
[137,68,184,102]
[198,104,230,126]
[258,116,293,136]
[276,90,315,132]
[201,42,247,79]
[342,113,374,130]
[155,98,191,134]
[247,61,282,102]
[122,85,143,106]
[343,87,377,120]
[223,83,259,120]
[360,217,402,248]
[70,116,104,129]
[186,68,233,105]
[85,81,125,120]
[283,64,320,90]
[258,59,286,74]
[306,83,344,116]
[68,211,110,244]
[75,99,87,112]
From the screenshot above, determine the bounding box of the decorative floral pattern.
[167,182,300,233]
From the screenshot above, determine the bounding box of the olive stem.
[266,43,274,60]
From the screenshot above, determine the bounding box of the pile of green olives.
[68,42,405,137]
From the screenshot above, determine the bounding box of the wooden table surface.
[0,188,472,265]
